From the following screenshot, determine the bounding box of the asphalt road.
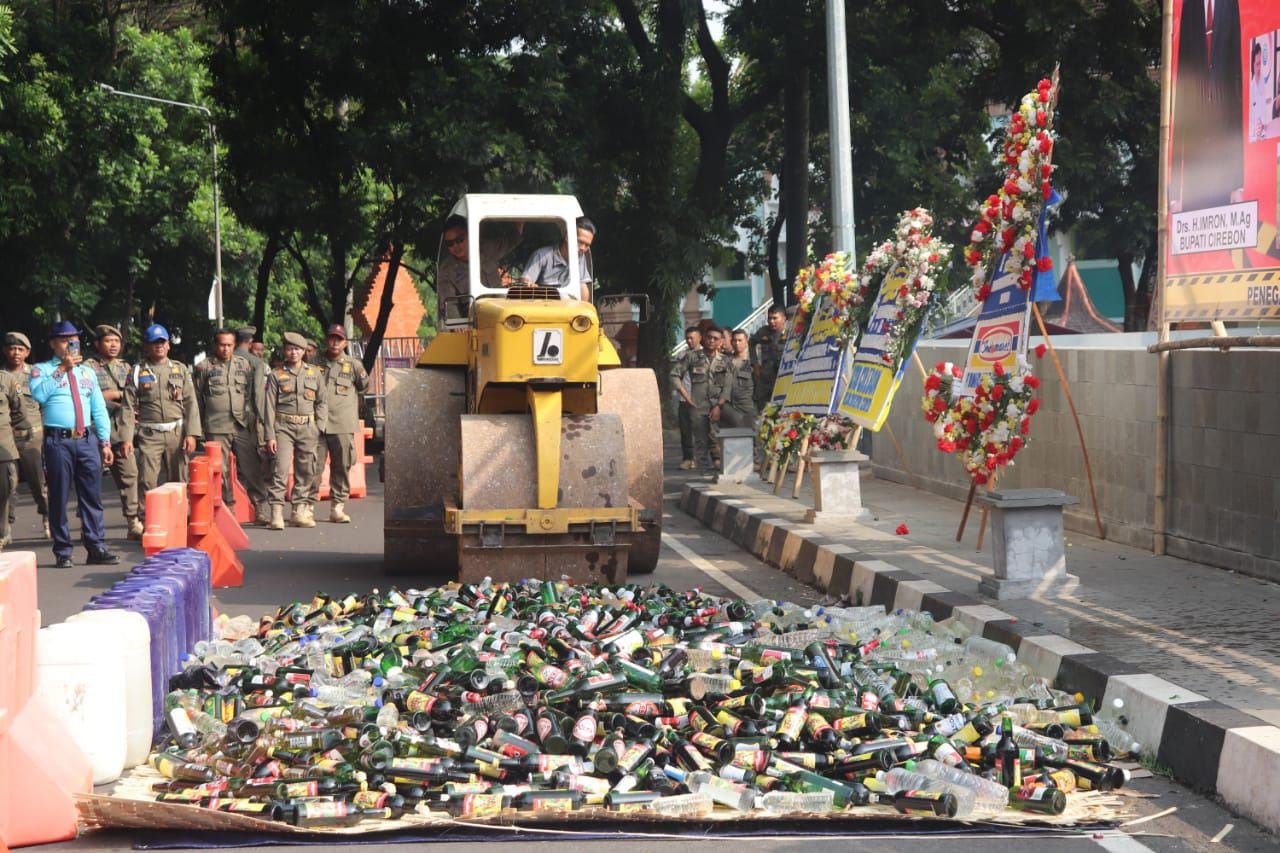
[9,466,1276,852]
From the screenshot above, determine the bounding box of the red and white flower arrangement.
[789,251,864,343]
[859,208,953,365]
[963,77,1058,300]
[762,409,819,462]
[809,412,859,451]
[921,353,1044,485]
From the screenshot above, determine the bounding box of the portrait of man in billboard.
[1171,0,1244,212]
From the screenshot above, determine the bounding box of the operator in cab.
[437,215,524,322]
[521,217,596,301]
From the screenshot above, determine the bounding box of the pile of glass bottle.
[149,580,1139,827]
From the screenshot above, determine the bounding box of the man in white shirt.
[521,217,595,301]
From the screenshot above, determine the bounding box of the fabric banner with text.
[838,265,920,430]
[781,295,852,415]
[1163,0,1280,321]
[958,256,1032,397]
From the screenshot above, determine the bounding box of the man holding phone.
[28,320,119,568]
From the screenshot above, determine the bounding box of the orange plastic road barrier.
[0,551,93,848]
[316,426,374,500]
[187,456,244,588]
[142,483,189,556]
[203,442,249,552]
[224,447,255,525]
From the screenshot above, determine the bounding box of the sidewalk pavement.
[674,457,1280,834]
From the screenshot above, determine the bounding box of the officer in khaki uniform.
[713,329,758,429]
[233,326,270,509]
[669,327,730,471]
[0,368,31,548]
[314,325,368,523]
[3,332,49,538]
[85,324,142,539]
[264,332,328,530]
[125,324,202,495]
[195,328,268,523]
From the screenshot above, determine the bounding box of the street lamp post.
[825,0,855,257]
[98,83,223,327]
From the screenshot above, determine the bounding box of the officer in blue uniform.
[28,321,120,568]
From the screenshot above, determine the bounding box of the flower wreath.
[963,77,1058,298]
[859,208,953,366]
[921,349,1045,485]
[810,413,859,451]
[764,409,819,462]
[789,251,862,343]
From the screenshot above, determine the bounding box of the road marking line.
[661,532,760,601]
[1092,830,1157,853]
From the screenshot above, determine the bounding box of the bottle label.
[281,781,318,798]
[530,796,576,812]
[300,801,349,819]
[459,794,504,818]
[778,708,807,741]
[405,692,437,713]
[715,709,744,734]
[571,713,597,742]
[537,665,567,688]
[625,701,661,717]
[353,791,387,808]
[619,742,649,770]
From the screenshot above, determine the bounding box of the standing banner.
[1163,0,1280,322]
[781,295,852,414]
[768,322,804,405]
[838,265,919,429]
[958,256,1032,396]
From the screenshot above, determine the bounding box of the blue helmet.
[144,324,171,343]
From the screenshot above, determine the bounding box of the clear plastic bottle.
[876,767,977,818]
[375,701,400,730]
[687,770,755,811]
[1092,717,1142,757]
[688,672,739,699]
[758,789,835,814]
[1010,726,1068,761]
[915,759,1009,812]
[649,792,714,817]
[963,636,1016,665]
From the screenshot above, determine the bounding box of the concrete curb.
[679,482,1280,834]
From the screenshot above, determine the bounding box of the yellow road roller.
[383,194,662,583]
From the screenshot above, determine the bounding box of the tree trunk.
[328,239,349,327]
[362,242,404,374]
[254,233,280,339]
[767,198,786,306]
[782,16,810,296]
[1117,249,1138,332]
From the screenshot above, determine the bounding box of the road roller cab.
[383,194,662,584]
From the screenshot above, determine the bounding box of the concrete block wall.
[869,337,1279,583]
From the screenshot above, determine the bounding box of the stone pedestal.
[978,488,1080,600]
[716,428,760,485]
[803,449,872,523]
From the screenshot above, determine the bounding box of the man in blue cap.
[125,323,201,495]
[28,321,119,568]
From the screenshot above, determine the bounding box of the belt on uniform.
[278,414,314,425]
[45,427,92,439]
[140,420,183,433]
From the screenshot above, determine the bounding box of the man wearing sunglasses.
[436,215,524,323]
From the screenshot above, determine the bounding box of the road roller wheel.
[598,368,663,575]
[383,366,463,576]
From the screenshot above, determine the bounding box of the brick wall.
[869,338,1279,583]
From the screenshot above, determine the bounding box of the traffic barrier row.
[188,451,244,588]
[0,551,93,848]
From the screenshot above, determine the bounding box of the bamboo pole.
[883,423,916,489]
[1153,0,1174,556]
[912,351,929,381]
[975,473,998,552]
[1032,304,1106,540]
[791,435,812,498]
[956,479,978,541]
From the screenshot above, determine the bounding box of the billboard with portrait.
[1163,0,1280,322]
